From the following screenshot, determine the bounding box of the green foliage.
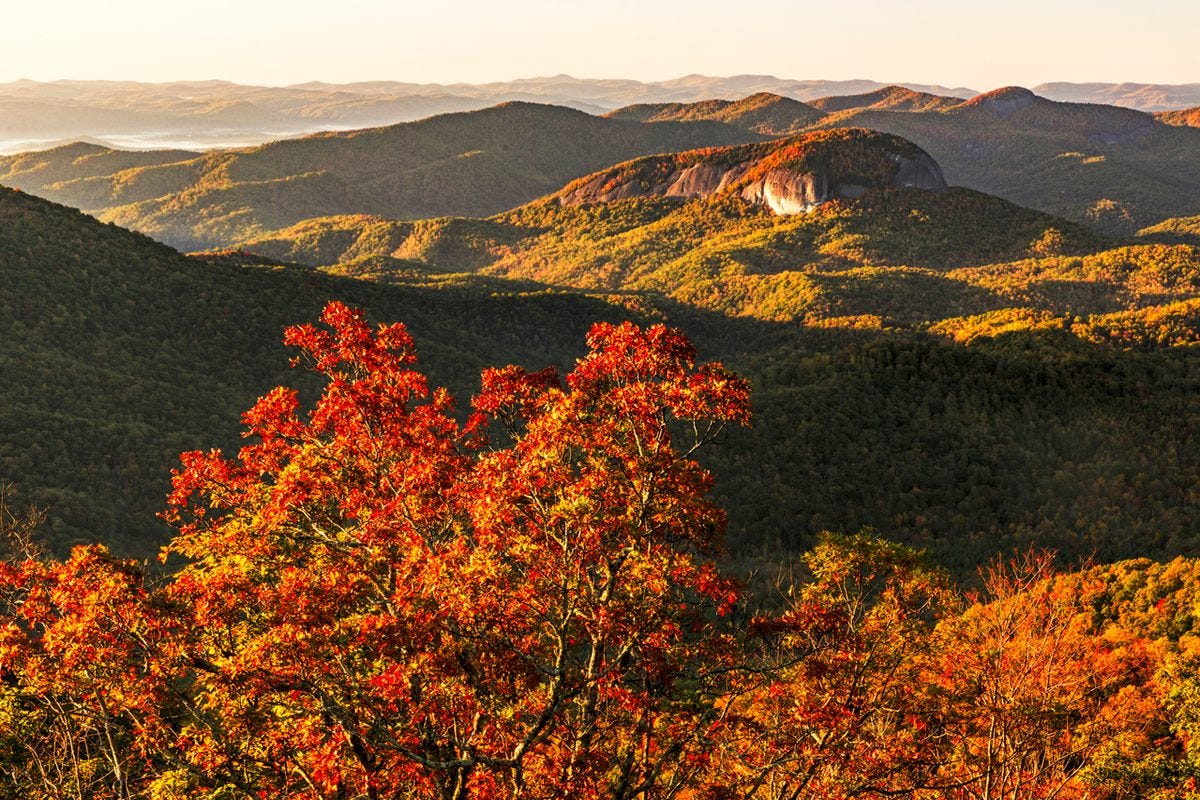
[0,187,649,556]
[1139,215,1200,247]
[714,331,1200,574]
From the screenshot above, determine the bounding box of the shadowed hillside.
[0,185,677,554]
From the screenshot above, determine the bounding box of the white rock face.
[662,163,748,198]
[740,169,828,214]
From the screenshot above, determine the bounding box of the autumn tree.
[1120,637,1200,799]
[0,487,176,799]
[710,533,952,800]
[923,550,1159,800]
[159,302,750,799]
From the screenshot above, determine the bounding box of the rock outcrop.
[557,128,948,214]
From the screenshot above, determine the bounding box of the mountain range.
[1033,81,1200,111]
[5,88,1199,251]
[5,75,1199,155]
[237,130,1196,334]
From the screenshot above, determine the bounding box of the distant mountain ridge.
[0,75,976,153]
[1034,82,1200,111]
[7,76,1200,155]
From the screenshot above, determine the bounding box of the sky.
[2,0,1197,90]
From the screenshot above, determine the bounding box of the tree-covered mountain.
[815,87,1200,234]
[0,141,200,188]
[0,103,765,251]
[603,92,823,134]
[0,184,682,555]
[241,130,1157,326]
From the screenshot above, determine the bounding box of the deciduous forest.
[1,306,1198,799]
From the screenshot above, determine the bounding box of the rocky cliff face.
[557,129,947,214]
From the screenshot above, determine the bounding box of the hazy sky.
[3,0,1197,89]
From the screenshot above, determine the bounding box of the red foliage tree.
[160,302,750,799]
[708,533,952,800]
[0,536,176,799]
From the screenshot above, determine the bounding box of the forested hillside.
[1,305,1198,799]
[4,173,1200,573]
[0,186,663,553]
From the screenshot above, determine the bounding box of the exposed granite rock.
[740,169,829,213]
[557,129,948,215]
[893,152,947,191]
[663,162,748,197]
